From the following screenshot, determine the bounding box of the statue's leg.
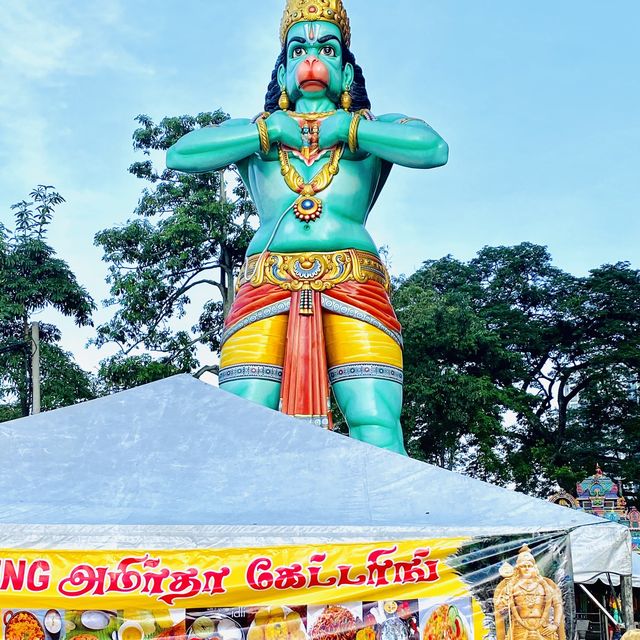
[324,312,406,455]
[332,378,406,454]
[220,379,281,410]
[218,313,287,410]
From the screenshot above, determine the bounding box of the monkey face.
[278,21,354,107]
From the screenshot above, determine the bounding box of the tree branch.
[194,364,219,378]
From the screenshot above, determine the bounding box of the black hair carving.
[263,42,371,113]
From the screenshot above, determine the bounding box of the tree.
[393,257,527,481]
[94,113,257,391]
[0,186,96,420]
[395,243,640,499]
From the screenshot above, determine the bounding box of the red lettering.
[309,553,327,563]
[26,560,50,591]
[274,563,307,590]
[0,559,26,590]
[246,557,274,591]
[366,547,397,586]
[159,569,202,605]
[141,568,171,595]
[203,567,231,594]
[107,555,147,593]
[59,564,106,597]
[393,548,439,583]
[307,553,337,588]
[336,564,367,586]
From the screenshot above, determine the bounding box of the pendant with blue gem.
[293,194,322,222]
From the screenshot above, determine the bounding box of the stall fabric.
[0,375,631,640]
[582,553,640,588]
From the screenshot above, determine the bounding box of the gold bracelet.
[256,116,270,154]
[348,112,362,153]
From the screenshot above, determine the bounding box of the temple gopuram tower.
[549,465,640,551]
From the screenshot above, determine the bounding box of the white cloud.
[0,0,155,198]
[0,0,153,82]
[0,4,80,80]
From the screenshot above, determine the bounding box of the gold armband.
[256,116,270,154]
[348,112,362,153]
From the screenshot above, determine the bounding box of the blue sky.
[1,0,638,371]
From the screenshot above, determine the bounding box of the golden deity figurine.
[493,545,566,640]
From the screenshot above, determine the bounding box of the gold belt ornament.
[238,250,390,292]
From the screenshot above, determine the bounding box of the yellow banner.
[0,539,469,609]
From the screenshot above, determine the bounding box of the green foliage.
[0,187,96,419]
[97,352,185,393]
[396,243,640,500]
[94,113,257,390]
[36,342,97,410]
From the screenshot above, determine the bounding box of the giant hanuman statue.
[167,0,448,453]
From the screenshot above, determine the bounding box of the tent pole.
[579,584,619,626]
[620,575,634,630]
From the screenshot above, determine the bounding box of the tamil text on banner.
[0,533,574,640]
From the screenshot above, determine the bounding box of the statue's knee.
[341,392,397,427]
[349,423,406,453]
[220,379,281,410]
[346,402,404,449]
[333,379,405,451]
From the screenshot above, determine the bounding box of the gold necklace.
[278,143,344,222]
[288,110,336,118]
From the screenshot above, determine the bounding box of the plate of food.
[4,611,46,640]
[355,630,376,640]
[421,605,469,640]
[43,610,64,639]
[247,606,306,640]
[186,613,243,640]
[308,605,359,640]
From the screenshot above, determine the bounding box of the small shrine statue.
[167,0,448,452]
[493,545,566,640]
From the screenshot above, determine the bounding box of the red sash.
[224,281,400,428]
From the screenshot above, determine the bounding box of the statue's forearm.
[167,123,259,173]
[357,120,448,169]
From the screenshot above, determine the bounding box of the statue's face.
[518,560,537,578]
[278,21,354,106]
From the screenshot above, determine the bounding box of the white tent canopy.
[583,553,640,588]
[0,375,631,583]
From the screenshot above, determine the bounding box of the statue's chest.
[513,581,546,612]
[284,114,332,165]
[247,149,381,219]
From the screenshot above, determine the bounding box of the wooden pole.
[31,321,40,414]
[620,575,634,630]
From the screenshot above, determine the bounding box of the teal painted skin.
[167,21,448,454]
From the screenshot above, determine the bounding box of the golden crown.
[280,0,351,48]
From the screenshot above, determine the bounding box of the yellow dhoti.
[219,250,403,427]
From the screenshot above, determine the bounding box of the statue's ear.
[277,64,286,89]
[342,62,354,91]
